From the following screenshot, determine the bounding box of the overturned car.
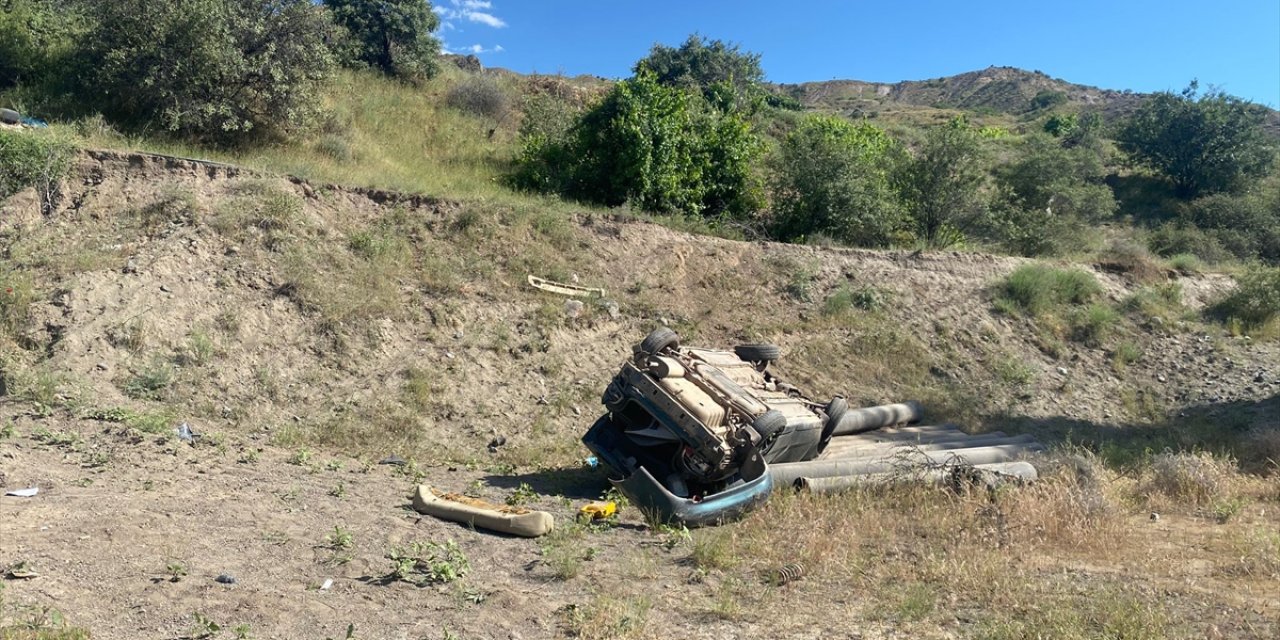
[582,328,931,525]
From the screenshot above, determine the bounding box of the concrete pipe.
[795,461,1040,493]
[768,442,1044,486]
[830,401,924,436]
[820,433,1037,459]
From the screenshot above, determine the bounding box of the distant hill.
[776,66,1280,133]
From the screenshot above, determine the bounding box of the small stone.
[215,574,237,585]
[95,362,109,371]
[1256,372,1267,383]
[159,285,172,293]
[122,259,137,274]
[225,246,241,256]
[564,299,584,319]
[1157,374,1167,383]
[1056,367,1068,376]
[487,435,507,452]
[1150,512,1160,521]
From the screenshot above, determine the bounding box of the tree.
[1116,82,1275,199]
[894,117,988,248]
[769,115,903,246]
[0,0,86,90]
[77,0,336,142]
[635,35,764,98]
[324,0,440,81]
[514,69,764,218]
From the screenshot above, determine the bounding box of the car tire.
[752,410,787,442]
[734,343,780,363]
[639,327,680,355]
[817,397,847,455]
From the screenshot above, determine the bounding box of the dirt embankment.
[1,151,1277,639]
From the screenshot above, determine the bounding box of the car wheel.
[734,343,780,363]
[752,409,787,442]
[817,397,847,455]
[639,327,680,355]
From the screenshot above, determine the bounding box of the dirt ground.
[1,151,1278,639]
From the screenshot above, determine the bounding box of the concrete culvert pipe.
[829,401,924,436]
[794,461,1040,493]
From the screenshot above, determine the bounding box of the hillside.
[1,151,1278,639]
[778,66,1280,133]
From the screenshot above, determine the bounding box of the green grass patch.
[995,264,1102,316]
[1209,266,1280,336]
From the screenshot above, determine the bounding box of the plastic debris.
[5,487,39,498]
[378,454,407,466]
[320,578,334,590]
[577,501,617,523]
[584,455,599,469]
[175,423,197,443]
[527,274,605,298]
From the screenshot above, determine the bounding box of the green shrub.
[769,114,903,246]
[514,68,764,218]
[77,0,336,142]
[996,264,1102,315]
[1210,267,1280,332]
[1146,223,1234,265]
[0,129,74,202]
[1070,303,1120,346]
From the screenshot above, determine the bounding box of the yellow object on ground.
[578,501,617,522]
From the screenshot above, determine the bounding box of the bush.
[1179,188,1280,265]
[997,264,1102,315]
[444,75,511,121]
[768,114,903,246]
[0,129,74,209]
[1146,223,1235,265]
[1095,239,1165,284]
[1210,266,1280,332]
[894,117,989,248]
[1145,451,1234,505]
[513,68,764,218]
[1070,303,1120,346]
[76,0,336,142]
[0,0,86,90]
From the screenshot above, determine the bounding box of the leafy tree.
[769,114,903,246]
[76,0,336,142]
[635,35,764,98]
[987,133,1115,256]
[894,117,989,248]
[324,0,440,81]
[514,69,763,218]
[0,0,86,90]
[1116,82,1275,198]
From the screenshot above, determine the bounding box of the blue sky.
[434,0,1280,107]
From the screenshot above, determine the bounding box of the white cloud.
[436,0,506,30]
[465,11,506,28]
[441,42,505,55]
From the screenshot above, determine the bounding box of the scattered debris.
[411,486,553,537]
[4,561,38,579]
[5,487,39,498]
[378,454,407,466]
[175,423,197,443]
[215,574,237,585]
[487,435,507,452]
[765,562,805,586]
[577,501,617,523]
[320,578,334,591]
[527,275,605,298]
[0,107,47,129]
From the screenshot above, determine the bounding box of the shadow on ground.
[986,392,1279,469]
[484,465,613,500]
